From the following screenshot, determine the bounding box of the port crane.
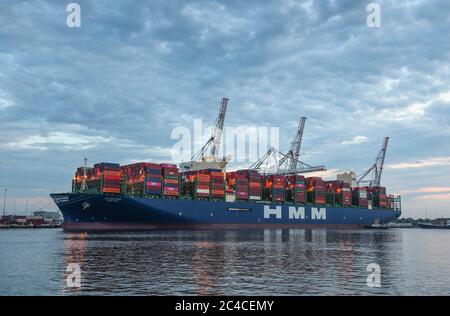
[179,97,231,172]
[288,116,307,171]
[249,147,325,175]
[356,137,389,187]
[249,116,326,175]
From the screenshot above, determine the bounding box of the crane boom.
[356,137,390,187]
[249,115,325,175]
[288,116,307,171]
[210,97,228,156]
[374,136,389,186]
[180,97,231,172]
[249,147,276,171]
[250,147,326,175]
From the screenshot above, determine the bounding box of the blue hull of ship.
[50,193,401,231]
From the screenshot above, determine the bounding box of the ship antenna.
[81,158,88,192]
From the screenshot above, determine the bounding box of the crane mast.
[288,116,307,171]
[249,114,325,175]
[180,97,230,172]
[356,137,389,187]
[210,97,228,157]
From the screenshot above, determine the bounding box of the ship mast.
[80,158,88,192]
[2,188,6,217]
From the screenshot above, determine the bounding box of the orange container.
[102,188,120,193]
[164,178,179,184]
[197,175,211,181]
[103,171,121,177]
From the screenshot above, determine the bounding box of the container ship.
[51,98,401,231]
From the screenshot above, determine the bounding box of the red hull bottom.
[63,222,366,232]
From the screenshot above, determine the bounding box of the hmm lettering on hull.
[264,205,326,220]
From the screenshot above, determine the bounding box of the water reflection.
[60,229,405,295]
[63,232,87,295]
[192,241,225,295]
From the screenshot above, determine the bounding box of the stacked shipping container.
[196,174,211,198]
[145,164,163,195]
[324,180,351,206]
[366,186,388,208]
[180,169,224,199]
[286,175,306,203]
[210,172,225,199]
[71,162,396,211]
[122,162,162,196]
[226,171,249,201]
[161,164,180,197]
[306,177,325,205]
[235,174,249,201]
[86,162,122,194]
[72,166,93,193]
[352,187,368,208]
[269,175,285,202]
[235,170,261,201]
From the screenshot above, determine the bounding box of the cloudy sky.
[0,0,449,218]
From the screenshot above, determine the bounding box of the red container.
[160,163,177,168]
[146,181,161,188]
[145,163,161,169]
[212,189,225,197]
[164,178,179,185]
[342,188,351,206]
[103,188,120,193]
[163,186,179,196]
[196,174,211,181]
[236,191,249,199]
[294,192,305,203]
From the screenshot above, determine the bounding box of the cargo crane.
[255,115,325,175]
[179,97,231,172]
[249,146,326,175]
[276,116,309,174]
[288,116,307,171]
[356,137,389,187]
[249,147,279,174]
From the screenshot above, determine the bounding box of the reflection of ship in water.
[189,229,402,295]
[60,229,402,295]
[261,229,401,294]
[192,240,225,295]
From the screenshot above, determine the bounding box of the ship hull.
[51,193,401,232]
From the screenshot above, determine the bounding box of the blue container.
[164,183,178,188]
[146,177,162,183]
[145,189,162,195]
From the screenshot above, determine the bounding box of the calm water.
[0,228,449,295]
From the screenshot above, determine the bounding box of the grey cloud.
[0,0,449,217]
